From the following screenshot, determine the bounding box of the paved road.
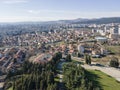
[82,64,120,82]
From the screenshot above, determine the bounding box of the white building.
[109,26,120,39]
[92,29,106,36]
[78,45,84,54]
[110,26,120,35]
[97,30,106,36]
[95,37,108,43]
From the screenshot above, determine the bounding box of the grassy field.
[91,45,120,65]
[54,76,60,82]
[105,46,120,54]
[87,70,120,90]
[8,87,13,90]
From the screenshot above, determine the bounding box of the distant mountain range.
[1,17,120,25]
[57,17,120,24]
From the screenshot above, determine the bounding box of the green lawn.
[72,60,84,65]
[8,87,13,90]
[54,76,60,82]
[87,70,120,90]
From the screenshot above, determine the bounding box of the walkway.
[57,61,65,90]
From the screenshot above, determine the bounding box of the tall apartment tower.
[110,25,120,35]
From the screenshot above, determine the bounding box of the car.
[92,55,101,58]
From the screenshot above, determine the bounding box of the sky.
[0,0,120,22]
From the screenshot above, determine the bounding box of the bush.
[110,57,119,68]
[66,54,71,62]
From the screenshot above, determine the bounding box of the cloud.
[28,10,42,14]
[2,0,28,4]
[27,9,82,15]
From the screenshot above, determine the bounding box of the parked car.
[92,55,101,58]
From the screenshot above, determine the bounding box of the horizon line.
[0,16,120,23]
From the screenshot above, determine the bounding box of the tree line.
[4,52,62,90]
[63,63,100,90]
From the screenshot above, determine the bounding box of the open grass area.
[8,87,13,90]
[72,59,84,64]
[92,45,120,65]
[86,70,120,90]
[54,77,60,82]
[105,46,120,54]
[92,56,111,65]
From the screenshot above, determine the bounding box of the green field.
[87,70,120,90]
[8,87,13,90]
[105,46,120,54]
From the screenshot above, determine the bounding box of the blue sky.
[0,0,120,22]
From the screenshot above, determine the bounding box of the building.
[95,37,108,43]
[109,26,120,39]
[111,25,120,34]
[78,45,85,54]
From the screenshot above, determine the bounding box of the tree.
[5,52,62,90]
[13,58,17,64]
[85,55,91,65]
[13,80,15,90]
[85,55,89,64]
[110,57,119,68]
[63,62,97,90]
[66,54,71,62]
[78,53,81,57]
[47,72,54,84]
[88,55,91,65]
